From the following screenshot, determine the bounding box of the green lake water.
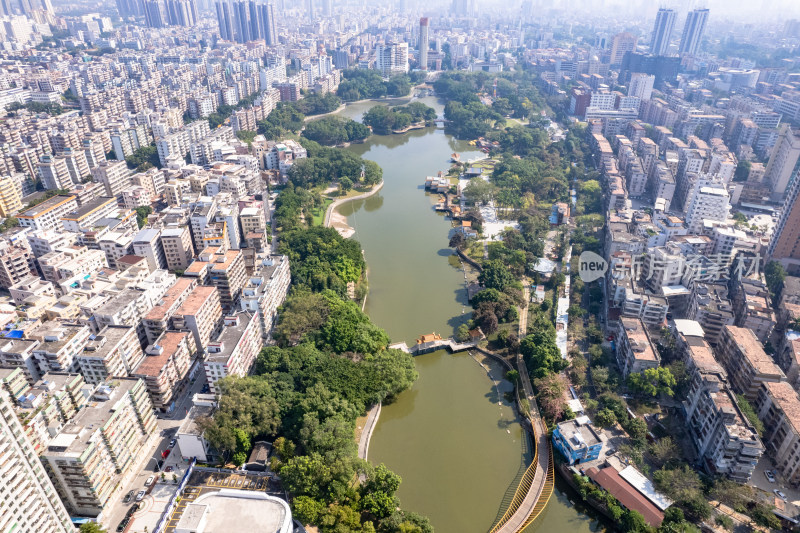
[335,98,600,533]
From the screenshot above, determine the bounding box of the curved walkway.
[489,283,554,533]
[323,181,384,229]
[357,403,381,461]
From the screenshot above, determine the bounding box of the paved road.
[102,372,206,531]
[518,282,530,339]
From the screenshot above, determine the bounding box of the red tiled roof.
[585,466,664,527]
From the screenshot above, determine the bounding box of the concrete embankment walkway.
[357,403,382,461]
[323,181,384,234]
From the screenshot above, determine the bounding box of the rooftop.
[585,466,664,527]
[556,417,602,450]
[18,195,76,219]
[765,381,800,438]
[44,378,142,457]
[174,490,291,533]
[133,331,191,377]
[723,326,783,377]
[176,285,219,316]
[60,196,116,222]
[620,317,658,361]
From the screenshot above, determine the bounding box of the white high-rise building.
[765,125,800,198]
[685,182,730,234]
[419,17,429,70]
[679,8,709,56]
[0,386,75,533]
[375,42,409,76]
[650,8,676,56]
[628,73,655,101]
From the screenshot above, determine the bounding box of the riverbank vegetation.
[200,220,427,533]
[288,139,382,189]
[337,69,419,101]
[362,102,437,134]
[302,116,371,146]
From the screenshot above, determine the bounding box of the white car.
[774,489,788,501]
[765,470,777,483]
[144,476,155,487]
[135,490,146,502]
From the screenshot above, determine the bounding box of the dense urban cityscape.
[0,0,800,532]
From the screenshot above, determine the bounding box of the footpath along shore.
[323,181,384,238]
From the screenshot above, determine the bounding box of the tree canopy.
[302,116,370,146]
[278,226,366,296]
[336,69,413,101]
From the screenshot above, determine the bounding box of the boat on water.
[450,152,461,162]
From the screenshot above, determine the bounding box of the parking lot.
[160,470,282,533]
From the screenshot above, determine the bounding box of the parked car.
[775,489,788,501]
[126,503,140,516]
[162,449,171,459]
[116,518,129,532]
[765,470,777,483]
[144,476,155,487]
[165,466,174,473]
[122,490,134,503]
[135,490,146,502]
[169,439,177,448]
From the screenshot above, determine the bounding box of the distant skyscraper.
[610,32,638,66]
[248,0,260,40]
[0,386,75,533]
[322,0,331,16]
[678,8,709,56]
[216,0,235,40]
[258,2,278,45]
[143,0,166,27]
[306,0,314,21]
[418,17,429,71]
[235,0,250,41]
[650,7,676,56]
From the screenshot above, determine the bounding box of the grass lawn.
[311,197,334,226]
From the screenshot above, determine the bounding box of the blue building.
[552,417,603,465]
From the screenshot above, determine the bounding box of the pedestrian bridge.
[391,329,555,532]
[488,354,555,533]
[388,334,479,355]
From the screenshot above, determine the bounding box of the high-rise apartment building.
[0,385,74,533]
[0,173,22,217]
[43,378,157,517]
[628,73,655,101]
[92,160,132,198]
[215,2,278,46]
[419,17,429,70]
[679,8,709,56]
[610,32,638,66]
[764,125,800,198]
[768,171,800,274]
[650,8,676,56]
[375,42,409,76]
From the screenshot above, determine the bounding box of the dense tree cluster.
[302,116,371,146]
[258,102,306,138]
[336,69,413,101]
[200,220,424,532]
[7,101,65,116]
[288,139,381,189]
[125,144,161,171]
[278,226,366,296]
[293,92,342,115]
[362,102,437,134]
